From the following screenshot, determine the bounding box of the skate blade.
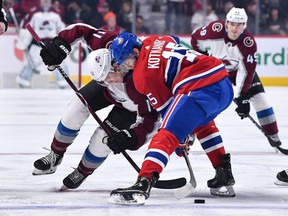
[59,185,69,191]
[174,183,195,200]
[32,167,57,175]
[109,193,145,205]
[210,186,235,197]
[274,180,288,186]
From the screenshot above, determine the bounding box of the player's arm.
[130,96,160,150]
[40,23,117,66]
[143,80,174,118]
[106,80,161,154]
[234,36,257,119]
[235,41,257,96]
[190,20,221,55]
[106,100,160,154]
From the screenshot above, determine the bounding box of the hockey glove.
[105,129,138,154]
[40,36,71,66]
[198,49,209,56]
[234,95,250,119]
[175,136,192,157]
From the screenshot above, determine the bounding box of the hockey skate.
[274,170,288,186]
[16,76,31,88]
[33,151,63,175]
[268,134,282,147]
[109,172,159,205]
[60,168,88,191]
[207,153,236,197]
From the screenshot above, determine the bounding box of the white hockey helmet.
[226,7,248,29]
[87,48,113,82]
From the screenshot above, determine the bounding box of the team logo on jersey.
[116,37,124,45]
[212,22,223,32]
[243,37,254,47]
[145,45,151,50]
[95,56,100,63]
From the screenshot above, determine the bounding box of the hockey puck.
[194,199,205,204]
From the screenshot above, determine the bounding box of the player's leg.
[62,107,137,189]
[33,81,110,175]
[249,73,281,146]
[16,44,37,88]
[110,78,234,202]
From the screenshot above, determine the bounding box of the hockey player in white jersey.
[15,0,67,88]
[191,7,282,150]
[31,23,160,190]
[0,0,8,35]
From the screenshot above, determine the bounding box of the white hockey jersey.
[16,6,65,50]
[191,20,258,97]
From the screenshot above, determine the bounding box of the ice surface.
[0,87,287,216]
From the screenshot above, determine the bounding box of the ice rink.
[0,87,287,216]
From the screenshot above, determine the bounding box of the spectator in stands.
[217,1,235,20]
[164,0,185,34]
[190,0,218,32]
[53,0,65,19]
[192,0,202,11]
[245,0,257,34]
[135,15,150,34]
[90,1,109,28]
[278,0,288,31]
[117,0,133,32]
[13,0,39,22]
[64,0,91,24]
[106,0,125,15]
[263,7,286,35]
[233,0,250,9]
[182,0,194,34]
[100,11,124,34]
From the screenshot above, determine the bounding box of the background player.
[15,0,67,88]
[191,7,282,149]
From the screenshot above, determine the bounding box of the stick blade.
[174,183,195,199]
[154,177,186,189]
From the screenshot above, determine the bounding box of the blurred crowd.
[2,0,288,35]
[165,0,288,35]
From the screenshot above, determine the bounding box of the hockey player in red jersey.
[33,23,160,190]
[108,32,235,205]
[191,7,282,149]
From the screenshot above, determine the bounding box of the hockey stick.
[246,114,288,155]
[233,99,288,155]
[25,23,186,189]
[174,148,197,199]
